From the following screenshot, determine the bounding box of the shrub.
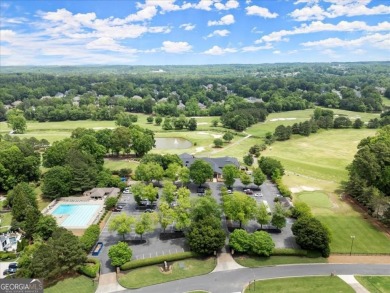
[79,258,100,278]
[105,197,118,211]
[274,178,292,197]
[17,238,28,252]
[80,224,100,252]
[0,251,17,260]
[120,251,198,271]
[291,202,312,219]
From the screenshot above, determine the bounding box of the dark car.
[4,263,18,275]
[244,189,253,195]
[144,209,154,213]
[113,206,123,212]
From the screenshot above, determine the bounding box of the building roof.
[179,154,239,175]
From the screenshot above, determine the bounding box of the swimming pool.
[51,204,100,228]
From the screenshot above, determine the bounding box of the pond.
[154,137,192,149]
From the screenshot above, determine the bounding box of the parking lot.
[96,178,298,273]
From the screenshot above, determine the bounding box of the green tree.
[240,172,252,187]
[108,242,132,267]
[41,166,72,199]
[178,166,190,186]
[162,118,173,130]
[135,212,158,240]
[253,168,266,188]
[223,132,234,142]
[115,112,134,127]
[212,119,219,127]
[214,138,223,148]
[105,197,118,210]
[223,192,256,228]
[147,116,154,123]
[79,224,100,252]
[155,116,163,126]
[108,213,135,241]
[161,180,177,204]
[229,229,250,253]
[271,202,286,230]
[256,202,271,229]
[190,159,214,187]
[186,217,226,255]
[291,202,312,219]
[135,162,164,183]
[129,127,155,157]
[353,118,364,129]
[243,154,254,166]
[164,163,180,181]
[9,182,38,222]
[249,231,275,256]
[187,118,197,131]
[259,157,285,178]
[222,164,238,188]
[173,187,192,230]
[35,215,58,240]
[191,196,221,222]
[158,201,175,233]
[7,111,27,134]
[292,216,331,257]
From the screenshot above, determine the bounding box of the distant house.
[131,95,143,100]
[0,232,22,252]
[83,187,120,200]
[55,92,65,98]
[177,100,185,110]
[179,153,239,180]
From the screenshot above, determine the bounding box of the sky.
[0,0,389,66]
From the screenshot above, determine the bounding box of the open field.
[296,191,390,254]
[118,257,216,289]
[45,275,97,293]
[234,255,327,268]
[355,276,390,293]
[244,276,354,293]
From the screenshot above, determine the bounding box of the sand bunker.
[197,132,209,135]
[197,122,208,125]
[269,118,297,122]
[290,186,320,193]
[93,127,115,130]
[211,134,222,138]
[192,147,205,154]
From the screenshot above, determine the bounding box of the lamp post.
[350,236,355,256]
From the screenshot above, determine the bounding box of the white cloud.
[193,0,215,11]
[0,46,12,55]
[241,44,273,52]
[161,41,192,53]
[352,49,366,55]
[208,14,235,26]
[148,26,171,34]
[206,29,230,38]
[180,23,196,31]
[246,5,278,18]
[273,50,281,54]
[124,5,158,22]
[203,45,237,55]
[0,30,16,42]
[301,33,390,49]
[256,20,390,43]
[214,0,239,10]
[290,0,390,21]
[85,37,137,53]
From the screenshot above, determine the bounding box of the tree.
[292,216,331,257]
[108,213,135,241]
[253,168,266,188]
[164,163,180,181]
[191,196,221,222]
[147,116,154,123]
[79,224,100,252]
[223,132,234,142]
[135,162,164,183]
[155,116,162,126]
[186,217,226,255]
[162,118,173,130]
[173,187,192,230]
[190,159,214,187]
[333,117,352,129]
[223,192,256,228]
[240,172,252,187]
[243,154,253,166]
[212,119,219,127]
[291,202,312,219]
[274,125,292,141]
[7,111,27,134]
[353,118,364,129]
[161,180,177,204]
[108,242,132,267]
[178,166,190,186]
[249,231,275,256]
[213,138,223,148]
[105,197,118,210]
[187,118,197,131]
[35,215,58,240]
[229,229,250,253]
[271,202,286,230]
[41,166,72,199]
[129,127,155,157]
[259,157,284,178]
[9,182,38,222]
[222,164,238,188]
[256,202,271,229]
[135,212,157,240]
[158,202,175,233]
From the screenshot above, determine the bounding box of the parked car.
[227,189,232,194]
[4,263,18,275]
[123,188,131,194]
[144,209,154,213]
[254,193,263,197]
[244,189,253,195]
[113,207,122,212]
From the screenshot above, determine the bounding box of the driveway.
[0,261,14,279]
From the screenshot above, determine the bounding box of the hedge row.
[271,248,307,256]
[79,258,100,278]
[0,251,17,261]
[120,251,198,271]
[274,178,292,198]
[80,225,100,253]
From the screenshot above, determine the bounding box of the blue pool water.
[52,204,100,227]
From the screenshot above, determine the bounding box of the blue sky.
[0,0,389,65]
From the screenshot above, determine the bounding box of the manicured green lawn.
[45,275,97,293]
[296,191,390,254]
[244,276,355,293]
[355,276,390,293]
[103,158,139,171]
[0,212,12,233]
[234,255,327,268]
[118,257,216,289]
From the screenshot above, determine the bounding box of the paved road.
[115,264,390,293]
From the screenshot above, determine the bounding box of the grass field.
[0,212,12,233]
[45,275,97,293]
[118,257,216,289]
[244,276,355,293]
[355,276,390,293]
[233,255,327,267]
[296,191,390,254]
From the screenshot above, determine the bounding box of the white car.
[254,193,263,197]
[123,188,131,194]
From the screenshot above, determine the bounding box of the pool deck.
[47,198,105,232]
